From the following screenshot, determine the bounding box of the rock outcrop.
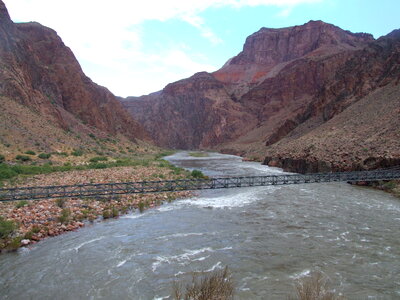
[0,0,149,143]
[122,20,400,172]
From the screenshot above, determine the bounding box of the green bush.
[6,237,22,251]
[58,208,71,224]
[24,231,34,240]
[102,210,111,219]
[0,165,17,180]
[0,216,16,239]
[138,201,145,213]
[15,200,29,208]
[89,156,108,163]
[191,169,205,178]
[382,181,397,190]
[111,207,119,218]
[52,152,68,156]
[90,163,108,169]
[0,154,4,163]
[31,225,41,234]
[38,153,51,159]
[15,155,31,162]
[25,150,36,155]
[71,149,84,156]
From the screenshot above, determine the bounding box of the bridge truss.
[0,168,399,202]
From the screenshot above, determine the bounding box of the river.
[0,152,399,299]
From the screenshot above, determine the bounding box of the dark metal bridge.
[0,168,399,202]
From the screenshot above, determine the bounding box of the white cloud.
[4,0,322,96]
[277,6,294,17]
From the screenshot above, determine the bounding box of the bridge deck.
[0,168,399,202]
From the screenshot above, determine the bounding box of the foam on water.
[152,247,214,272]
[289,269,311,279]
[204,261,223,272]
[156,232,216,241]
[61,236,105,253]
[116,260,126,267]
[183,187,270,209]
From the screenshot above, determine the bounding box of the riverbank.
[0,163,192,252]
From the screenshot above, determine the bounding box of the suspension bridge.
[0,167,399,202]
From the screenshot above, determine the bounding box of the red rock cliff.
[0,0,149,142]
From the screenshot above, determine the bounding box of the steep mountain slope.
[122,72,255,149]
[0,0,149,151]
[262,83,400,172]
[122,21,400,172]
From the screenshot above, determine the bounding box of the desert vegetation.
[171,268,344,300]
[172,267,234,300]
[289,272,344,300]
[0,150,198,252]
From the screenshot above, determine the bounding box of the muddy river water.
[1,152,399,299]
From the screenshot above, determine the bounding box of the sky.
[4,0,400,97]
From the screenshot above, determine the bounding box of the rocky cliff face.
[122,72,255,149]
[122,20,400,171]
[0,1,149,142]
[214,20,373,87]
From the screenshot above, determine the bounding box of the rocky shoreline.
[0,191,191,253]
[0,165,192,252]
[263,156,400,174]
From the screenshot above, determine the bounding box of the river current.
[1,152,399,299]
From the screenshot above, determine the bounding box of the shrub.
[58,208,71,224]
[191,169,205,178]
[15,155,31,162]
[25,150,36,155]
[102,210,111,219]
[382,181,396,191]
[90,163,107,169]
[71,149,84,156]
[55,198,65,208]
[0,154,4,163]
[15,200,29,208]
[38,153,51,159]
[6,237,22,251]
[0,216,16,239]
[172,266,234,300]
[52,152,68,156]
[89,156,108,163]
[111,207,119,218]
[24,231,34,240]
[289,272,344,300]
[0,165,17,180]
[88,133,96,139]
[138,201,145,213]
[31,225,41,234]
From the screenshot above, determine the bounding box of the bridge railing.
[0,168,399,202]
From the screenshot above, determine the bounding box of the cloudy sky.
[4,0,399,97]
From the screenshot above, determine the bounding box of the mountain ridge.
[122,20,400,172]
[0,0,150,154]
